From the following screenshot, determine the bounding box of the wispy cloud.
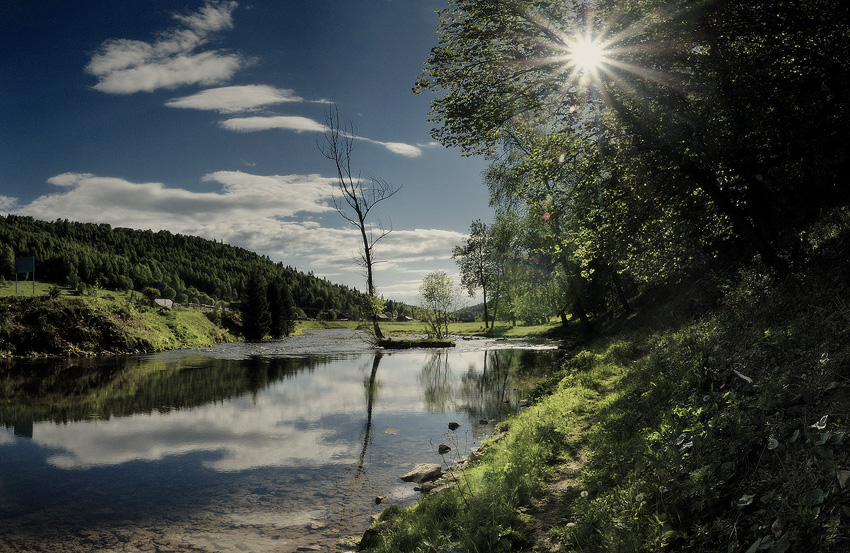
[356,137,424,158]
[219,115,425,157]
[165,85,308,113]
[220,115,327,133]
[86,0,244,94]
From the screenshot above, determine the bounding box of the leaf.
[719,461,736,481]
[770,535,790,553]
[837,470,850,489]
[737,494,756,509]
[745,538,763,553]
[804,488,824,506]
[790,429,800,443]
[815,432,831,446]
[757,536,775,550]
[811,415,828,430]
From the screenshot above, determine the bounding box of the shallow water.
[0,330,559,552]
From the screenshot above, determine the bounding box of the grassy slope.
[0,284,232,356]
[362,222,850,552]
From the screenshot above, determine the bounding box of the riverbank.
[359,256,850,551]
[0,295,233,358]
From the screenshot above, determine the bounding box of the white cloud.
[220,115,327,133]
[15,172,464,303]
[0,195,18,211]
[360,139,423,158]
[166,85,306,113]
[220,115,425,157]
[86,1,244,94]
[38,172,334,224]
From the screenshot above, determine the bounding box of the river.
[0,329,560,553]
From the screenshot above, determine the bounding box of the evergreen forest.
[0,214,410,321]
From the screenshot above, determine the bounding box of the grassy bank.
[0,291,233,357]
[361,248,850,550]
[292,319,561,340]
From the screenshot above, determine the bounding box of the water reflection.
[0,336,559,552]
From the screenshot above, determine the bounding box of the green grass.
[0,282,233,356]
[359,248,850,551]
[365,337,627,552]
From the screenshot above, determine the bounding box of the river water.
[0,329,559,553]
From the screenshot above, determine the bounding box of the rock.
[400,463,442,484]
[374,496,386,505]
[360,521,391,550]
[448,422,461,431]
[437,444,451,455]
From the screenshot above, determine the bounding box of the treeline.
[423,0,850,330]
[0,214,369,319]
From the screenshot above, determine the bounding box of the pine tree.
[267,278,291,339]
[241,267,270,341]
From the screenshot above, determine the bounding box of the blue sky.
[0,0,491,303]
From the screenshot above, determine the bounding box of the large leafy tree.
[416,0,850,275]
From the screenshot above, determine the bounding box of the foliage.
[267,277,295,339]
[0,214,369,320]
[363,213,850,552]
[419,271,463,339]
[453,219,497,328]
[0,294,231,357]
[415,0,850,329]
[240,266,271,341]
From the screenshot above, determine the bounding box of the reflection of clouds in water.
[25,349,527,472]
[0,430,15,445]
[34,364,372,471]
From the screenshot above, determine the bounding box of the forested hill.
[0,214,393,319]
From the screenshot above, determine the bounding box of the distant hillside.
[0,214,383,319]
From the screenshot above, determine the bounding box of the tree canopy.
[422,0,850,326]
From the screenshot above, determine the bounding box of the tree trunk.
[482,286,489,329]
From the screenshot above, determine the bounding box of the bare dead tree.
[319,102,401,339]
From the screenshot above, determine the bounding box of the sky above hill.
[0,0,492,303]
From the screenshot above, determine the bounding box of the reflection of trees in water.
[338,352,382,536]
[457,350,515,425]
[418,351,452,413]
[0,354,329,427]
[424,349,561,432]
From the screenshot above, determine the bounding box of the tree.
[240,267,270,341]
[453,220,497,328]
[0,244,14,279]
[419,271,462,339]
[320,103,401,339]
[416,0,850,275]
[268,277,295,339]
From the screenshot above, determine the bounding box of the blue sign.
[15,257,34,274]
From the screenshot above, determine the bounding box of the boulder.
[400,463,442,484]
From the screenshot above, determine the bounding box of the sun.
[567,35,608,75]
